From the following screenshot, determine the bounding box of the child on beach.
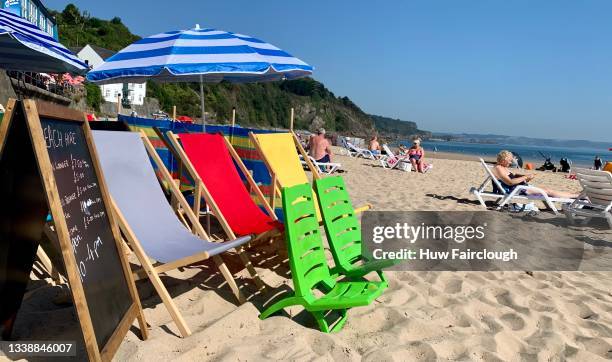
[492,150,578,199]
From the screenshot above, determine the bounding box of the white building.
[72,44,146,106]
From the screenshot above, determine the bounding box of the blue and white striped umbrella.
[87,25,313,122]
[87,25,313,84]
[0,8,87,74]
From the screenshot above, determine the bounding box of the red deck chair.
[168,132,282,242]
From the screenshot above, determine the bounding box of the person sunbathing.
[408,139,426,172]
[492,150,578,199]
[369,135,382,155]
[309,128,333,164]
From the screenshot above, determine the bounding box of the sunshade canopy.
[0,8,87,74]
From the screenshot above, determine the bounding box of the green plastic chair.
[315,176,395,285]
[259,183,385,333]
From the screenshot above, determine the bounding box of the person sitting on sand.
[309,128,333,168]
[408,139,426,173]
[492,150,578,199]
[369,136,382,155]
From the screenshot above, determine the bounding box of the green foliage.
[52,4,140,51]
[146,82,201,117]
[55,4,428,137]
[280,78,334,99]
[84,82,103,111]
[370,114,430,138]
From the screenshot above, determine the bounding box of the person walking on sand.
[493,150,578,199]
[369,135,382,156]
[309,128,333,165]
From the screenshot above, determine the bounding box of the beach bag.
[509,202,539,215]
[524,163,534,170]
[398,161,412,172]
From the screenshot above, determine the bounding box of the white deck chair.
[564,168,612,228]
[380,144,409,170]
[299,154,341,174]
[346,141,383,160]
[470,158,574,215]
[338,137,356,157]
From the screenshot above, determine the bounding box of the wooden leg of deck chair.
[41,224,65,285]
[270,173,277,210]
[130,247,191,338]
[112,201,192,338]
[35,246,55,283]
[237,248,266,292]
[212,255,246,304]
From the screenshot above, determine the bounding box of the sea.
[399,140,610,168]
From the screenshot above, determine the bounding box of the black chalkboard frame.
[0,99,148,361]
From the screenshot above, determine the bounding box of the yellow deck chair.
[249,131,371,216]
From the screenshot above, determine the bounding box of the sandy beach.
[10,150,612,361]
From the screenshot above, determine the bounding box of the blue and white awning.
[87,26,313,84]
[0,8,87,74]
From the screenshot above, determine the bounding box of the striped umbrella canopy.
[87,25,313,122]
[0,9,87,74]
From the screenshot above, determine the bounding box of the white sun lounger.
[470,158,574,215]
[346,141,385,160]
[380,144,409,170]
[299,154,342,174]
[564,168,612,229]
[338,137,356,157]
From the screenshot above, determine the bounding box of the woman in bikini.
[408,139,426,172]
[492,150,578,199]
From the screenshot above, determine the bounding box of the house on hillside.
[1,0,58,39]
[71,44,147,106]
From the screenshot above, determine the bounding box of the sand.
[6,151,612,361]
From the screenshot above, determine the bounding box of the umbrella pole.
[199,75,205,131]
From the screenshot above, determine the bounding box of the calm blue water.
[400,140,610,168]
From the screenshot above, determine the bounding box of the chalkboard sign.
[41,117,133,348]
[0,99,147,361]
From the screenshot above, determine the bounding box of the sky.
[45,0,612,142]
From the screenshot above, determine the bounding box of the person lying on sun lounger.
[492,150,578,199]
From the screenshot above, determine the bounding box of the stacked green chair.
[315,176,395,285]
[259,183,385,332]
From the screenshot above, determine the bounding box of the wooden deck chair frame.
[165,131,281,250]
[38,223,68,285]
[248,131,320,204]
[470,158,574,215]
[248,131,373,215]
[109,131,265,338]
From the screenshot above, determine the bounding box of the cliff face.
[370,114,431,141]
[146,78,377,136]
